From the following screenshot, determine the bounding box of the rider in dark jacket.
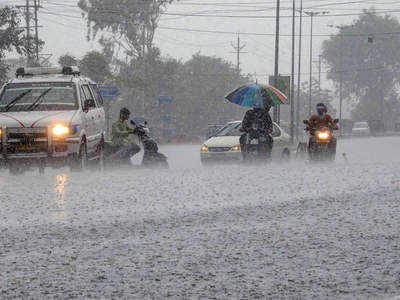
[240,91,274,158]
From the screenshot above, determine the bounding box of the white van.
[0,66,106,174]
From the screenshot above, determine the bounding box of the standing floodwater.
[1,137,400,299]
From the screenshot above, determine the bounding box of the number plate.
[251,140,258,145]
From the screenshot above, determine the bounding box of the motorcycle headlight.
[231,145,241,151]
[201,145,209,152]
[53,124,70,136]
[317,131,330,140]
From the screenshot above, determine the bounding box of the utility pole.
[231,34,246,73]
[304,11,329,116]
[26,0,32,66]
[290,0,295,143]
[17,0,42,66]
[318,54,322,92]
[296,0,303,140]
[273,0,280,124]
[34,0,40,61]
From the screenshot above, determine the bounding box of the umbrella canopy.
[225,84,288,108]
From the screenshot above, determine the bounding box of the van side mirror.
[333,119,339,124]
[84,99,95,111]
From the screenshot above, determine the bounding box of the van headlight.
[52,124,70,136]
[201,145,209,152]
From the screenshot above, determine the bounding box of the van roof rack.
[16,66,81,77]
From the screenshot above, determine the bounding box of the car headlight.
[231,145,241,151]
[53,124,70,136]
[201,145,209,152]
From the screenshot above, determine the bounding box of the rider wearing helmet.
[240,90,274,158]
[111,107,140,161]
[307,103,339,154]
[307,103,338,133]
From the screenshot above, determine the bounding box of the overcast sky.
[3,0,400,115]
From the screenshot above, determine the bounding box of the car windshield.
[0,82,78,112]
[215,122,242,136]
[354,122,368,128]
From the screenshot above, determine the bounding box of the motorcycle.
[241,127,273,161]
[303,119,339,162]
[102,121,169,169]
[130,120,169,169]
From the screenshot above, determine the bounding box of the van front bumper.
[0,126,80,162]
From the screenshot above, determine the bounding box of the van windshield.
[0,82,78,112]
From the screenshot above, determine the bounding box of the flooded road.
[1,137,400,299]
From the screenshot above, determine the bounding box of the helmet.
[316,103,327,116]
[120,107,131,117]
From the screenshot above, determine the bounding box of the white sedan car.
[200,120,292,164]
[352,121,370,136]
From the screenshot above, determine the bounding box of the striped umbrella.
[225,83,288,108]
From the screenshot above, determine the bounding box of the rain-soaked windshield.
[0,82,78,112]
[215,122,242,136]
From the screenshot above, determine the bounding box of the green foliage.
[114,51,250,136]
[58,54,79,67]
[79,51,112,83]
[0,6,25,83]
[78,0,176,58]
[322,9,400,121]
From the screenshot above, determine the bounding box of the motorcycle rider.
[240,91,274,159]
[111,107,141,161]
[307,103,338,155]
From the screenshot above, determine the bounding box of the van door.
[80,85,98,153]
[89,84,106,139]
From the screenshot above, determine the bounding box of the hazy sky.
[3,0,400,115]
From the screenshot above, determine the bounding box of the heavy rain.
[1,1,400,299]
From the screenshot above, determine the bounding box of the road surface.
[1,137,400,299]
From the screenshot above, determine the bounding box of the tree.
[0,6,25,83]
[321,9,400,123]
[58,54,78,67]
[79,51,111,83]
[78,0,176,58]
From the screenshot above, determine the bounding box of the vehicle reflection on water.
[54,173,68,219]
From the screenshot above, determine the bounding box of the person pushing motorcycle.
[111,107,141,161]
[306,103,338,155]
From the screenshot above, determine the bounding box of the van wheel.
[70,141,87,172]
[97,141,105,171]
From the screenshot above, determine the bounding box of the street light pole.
[296,0,303,140]
[308,13,313,116]
[328,24,347,137]
[304,11,329,116]
[273,0,280,124]
[290,0,295,144]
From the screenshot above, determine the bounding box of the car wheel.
[70,140,87,172]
